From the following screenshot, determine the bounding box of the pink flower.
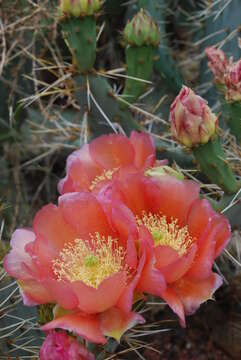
[3,191,164,343]
[40,330,95,360]
[225,59,241,102]
[58,131,161,194]
[105,170,231,326]
[205,47,227,84]
[170,86,218,147]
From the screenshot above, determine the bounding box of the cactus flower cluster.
[60,0,103,17]
[3,131,231,349]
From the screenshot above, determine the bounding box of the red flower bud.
[225,59,241,102]
[170,86,218,147]
[205,46,227,84]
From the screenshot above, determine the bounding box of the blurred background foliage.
[0,0,241,358]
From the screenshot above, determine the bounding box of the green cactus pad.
[193,136,238,194]
[122,45,155,103]
[61,16,96,73]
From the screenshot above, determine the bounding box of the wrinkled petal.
[90,134,135,169]
[42,313,106,344]
[100,307,145,342]
[71,272,127,314]
[59,192,113,238]
[130,131,155,169]
[173,273,223,315]
[3,229,35,281]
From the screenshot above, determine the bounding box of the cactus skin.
[193,136,238,194]
[222,100,241,144]
[61,16,96,72]
[74,74,142,135]
[122,46,156,103]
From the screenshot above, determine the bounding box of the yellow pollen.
[136,212,193,256]
[52,233,125,289]
[89,168,118,191]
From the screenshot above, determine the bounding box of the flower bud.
[170,86,218,148]
[205,47,227,84]
[40,330,95,360]
[225,59,241,102]
[124,9,160,47]
[59,0,103,17]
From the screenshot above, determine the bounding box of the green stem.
[193,136,238,194]
[61,16,96,73]
[122,46,155,103]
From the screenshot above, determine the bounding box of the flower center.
[52,233,125,289]
[136,212,193,256]
[89,168,118,191]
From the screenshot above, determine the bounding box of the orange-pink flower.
[105,170,231,326]
[4,191,166,343]
[58,131,162,194]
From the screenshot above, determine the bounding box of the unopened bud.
[225,59,241,102]
[205,47,227,84]
[124,9,160,47]
[170,86,218,148]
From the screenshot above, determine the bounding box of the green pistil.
[84,254,99,267]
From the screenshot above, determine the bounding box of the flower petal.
[145,176,200,225]
[33,204,78,262]
[42,313,106,344]
[58,144,101,194]
[173,273,223,315]
[89,134,135,169]
[136,226,166,297]
[18,280,54,305]
[59,192,113,238]
[71,272,127,314]
[130,131,155,169]
[3,229,35,280]
[161,287,186,327]
[156,244,197,283]
[100,307,145,342]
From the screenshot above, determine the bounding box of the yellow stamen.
[52,233,125,289]
[136,212,193,256]
[89,168,118,191]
